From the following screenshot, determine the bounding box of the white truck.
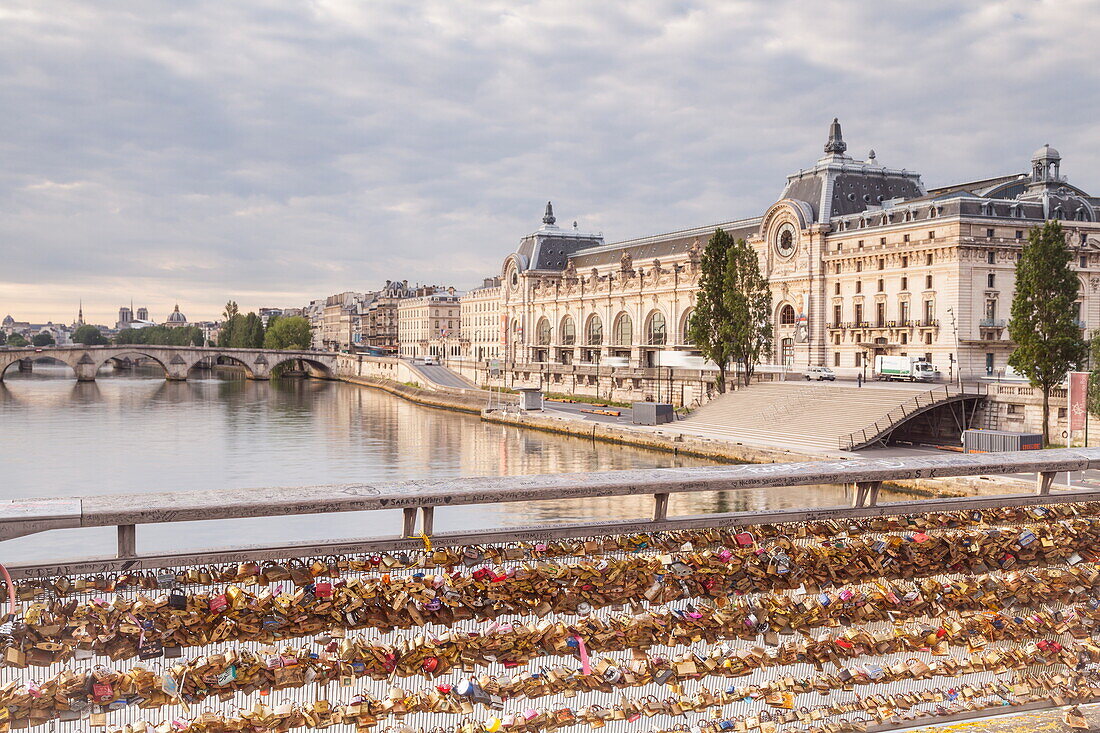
[874,355,939,382]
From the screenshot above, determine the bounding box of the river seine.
[1,365,873,564]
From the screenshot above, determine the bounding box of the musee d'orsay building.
[491,119,1100,382]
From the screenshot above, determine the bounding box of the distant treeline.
[115,325,204,346]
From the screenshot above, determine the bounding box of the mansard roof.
[568,218,761,270]
[504,124,1099,276]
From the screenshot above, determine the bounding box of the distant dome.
[1032,143,1061,161]
[2,315,13,327]
[167,304,187,322]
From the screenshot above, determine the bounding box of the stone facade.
[475,121,1098,401]
[459,278,502,363]
[397,293,461,358]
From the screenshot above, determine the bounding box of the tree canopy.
[687,229,773,391]
[32,332,55,347]
[72,325,108,345]
[116,325,204,346]
[6,333,28,347]
[724,236,773,387]
[264,316,311,350]
[219,312,265,349]
[1008,220,1088,444]
[688,228,738,392]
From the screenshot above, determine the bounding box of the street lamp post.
[947,307,961,387]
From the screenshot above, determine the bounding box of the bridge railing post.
[653,493,669,522]
[117,525,136,558]
[851,480,882,508]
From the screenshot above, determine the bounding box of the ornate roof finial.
[542,201,556,226]
[824,118,847,155]
[867,149,876,162]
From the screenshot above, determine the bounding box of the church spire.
[824,117,847,155]
[76,300,84,326]
[542,201,556,226]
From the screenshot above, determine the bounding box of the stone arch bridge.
[0,345,336,382]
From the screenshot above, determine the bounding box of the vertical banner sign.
[1069,371,1089,432]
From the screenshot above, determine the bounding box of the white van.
[422,355,439,366]
[804,366,836,381]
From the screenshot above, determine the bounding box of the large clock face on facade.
[775,222,797,258]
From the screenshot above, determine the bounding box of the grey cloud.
[1,0,1099,322]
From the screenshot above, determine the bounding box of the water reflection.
[0,365,879,564]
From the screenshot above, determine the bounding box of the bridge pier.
[74,361,98,382]
[18,358,32,373]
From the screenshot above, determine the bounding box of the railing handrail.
[3,448,1099,576]
[839,383,987,450]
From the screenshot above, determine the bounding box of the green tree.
[1008,220,1088,445]
[247,313,265,348]
[222,301,239,321]
[264,316,311,350]
[6,333,28,347]
[725,237,773,387]
[228,313,263,348]
[688,228,737,392]
[72,324,108,345]
[219,315,246,347]
[1088,332,1100,418]
[115,328,147,345]
[32,332,55,346]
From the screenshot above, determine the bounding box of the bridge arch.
[0,354,76,380]
[187,354,257,379]
[267,355,335,379]
[91,350,178,381]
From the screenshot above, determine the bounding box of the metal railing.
[1,446,1095,578]
[838,383,988,451]
[4,449,1100,733]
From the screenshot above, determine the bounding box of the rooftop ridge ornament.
[542,201,556,226]
[824,117,847,155]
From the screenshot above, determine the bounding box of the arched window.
[679,308,694,345]
[612,313,632,346]
[646,311,667,345]
[586,315,603,345]
[560,316,576,346]
[536,318,551,345]
[779,304,796,325]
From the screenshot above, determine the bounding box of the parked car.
[804,366,836,381]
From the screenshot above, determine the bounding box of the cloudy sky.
[2,0,1099,324]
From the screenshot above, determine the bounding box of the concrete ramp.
[406,362,480,391]
[679,382,984,452]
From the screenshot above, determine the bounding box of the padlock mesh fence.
[4,502,1100,733]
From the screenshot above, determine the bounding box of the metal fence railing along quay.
[839,383,988,451]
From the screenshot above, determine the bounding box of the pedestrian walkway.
[674,381,954,453]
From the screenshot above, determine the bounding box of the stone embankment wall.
[332,355,1033,499]
[984,383,1093,444]
[445,358,718,408]
[481,410,1031,498]
[336,354,426,388]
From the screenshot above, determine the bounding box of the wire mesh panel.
[2,499,1100,733]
